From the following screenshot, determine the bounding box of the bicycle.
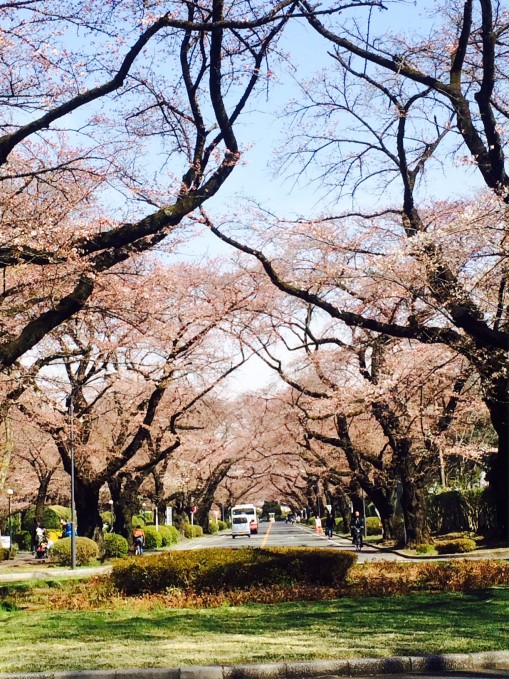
[133,537,144,556]
[352,526,363,551]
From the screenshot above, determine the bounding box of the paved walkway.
[0,652,508,679]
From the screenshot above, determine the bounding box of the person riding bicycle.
[132,525,145,555]
[350,511,364,549]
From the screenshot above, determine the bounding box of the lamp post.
[69,391,76,570]
[108,499,114,533]
[6,488,13,556]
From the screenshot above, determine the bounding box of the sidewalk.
[0,551,111,581]
[0,652,508,679]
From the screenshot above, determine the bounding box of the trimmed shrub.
[163,525,180,545]
[334,518,344,532]
[22,506,71,532]
[111,546,357,595]
[366,517,382,535]
[101,511,112,527]
[131,515,145,528]
[416,543,436,555]
[13,530,31,551]
[435,538,476,554]
[207,521,219,534]
[48,537,99,566]
[0,547,10,560]
[143,525,163,549]
[158,526,173,547]
[103,533,129,559]
[217,520,228,531]
[183,523,203,538]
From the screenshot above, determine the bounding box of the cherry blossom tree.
[209,0,509,539]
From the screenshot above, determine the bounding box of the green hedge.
[13,530,31,551]
[0,547,10,560]
[183,524,203,538]
[48,537,99,566]
[435,538,476,554]
[103,533,129,559]
[131,515,145,527]
[217,520,228,531]
[208,521,219,534]
[159,526,180,547]
[366,517,382,535]
[111,546,357,595]
[144,525,163,549]
[22,506,71,531]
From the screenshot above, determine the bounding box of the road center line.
[261,521,272,547]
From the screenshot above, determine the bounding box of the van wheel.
[232,535,235,539]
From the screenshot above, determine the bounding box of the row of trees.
[0,1,507,544]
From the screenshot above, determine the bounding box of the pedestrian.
[35,522,44,547]
[132,525,145,555]
[314,515,323,534]
[350,511,364,548]
[325,512,334,539]
[60,519,72,538]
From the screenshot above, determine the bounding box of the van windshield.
[233,517,249,524]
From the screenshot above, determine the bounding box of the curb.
[0,653,508,679]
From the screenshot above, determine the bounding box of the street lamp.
[6,488,13,556]
[69,390,76,570]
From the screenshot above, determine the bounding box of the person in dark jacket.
[350,511,364,547]
[325,512,334,539]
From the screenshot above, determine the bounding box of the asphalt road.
[172,521,403,562]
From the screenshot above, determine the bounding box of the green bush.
[435,538,476,554]
[217,520,228,531]
[207,521,219,534]
[157,525,173,547]
[183,523,203,538]
[0,547,10,560]
[131,515,145,527]
[22,506,71,532]
[335,517,344,532]
[416,543,436,555]
[48,537,99,566]
[366,516,382,535]
[13,530,31,551]
[143,525,163,549]
[111,546,357,595]
[103,533,128,559]
[101,511,112,527]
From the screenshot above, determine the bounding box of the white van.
[231,514,251,538]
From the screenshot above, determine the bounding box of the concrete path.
[0,652,508,679]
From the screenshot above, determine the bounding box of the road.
[173,521,406,562]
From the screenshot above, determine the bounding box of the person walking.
[325,512,334,539]
[132,525,145,555]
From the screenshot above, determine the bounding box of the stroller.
[35,540,48,559]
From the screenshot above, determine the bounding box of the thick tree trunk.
[34,474,52,525]
[483,374,509,543]
[109,474,141,542]
[396,445,428,547]
[370,482,398,541]
[74,478,102,538]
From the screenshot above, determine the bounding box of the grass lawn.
[0,588,507,673]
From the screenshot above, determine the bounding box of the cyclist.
[350,511,364,550]
[132,525,145,555]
